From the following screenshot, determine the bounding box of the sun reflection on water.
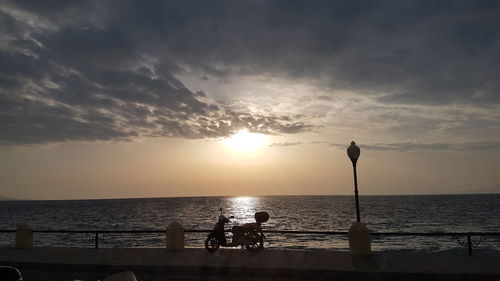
[228,196,258,223]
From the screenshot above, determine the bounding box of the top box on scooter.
[255,211,269,223]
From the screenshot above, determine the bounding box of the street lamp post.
[347,141,361,223]
[346,141,371,255]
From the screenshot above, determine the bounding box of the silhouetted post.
[166,221,184,250]
[347,141,371,255]
[95,232,99,249]
[347,141,361,222]
[16,224,33,249]
[467,234,472,256]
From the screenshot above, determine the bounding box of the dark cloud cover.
[0,0,316,146]
[1,0,500,146]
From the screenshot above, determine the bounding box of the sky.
[1,0,500,200]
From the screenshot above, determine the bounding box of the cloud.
[269,142,303,147]
[1,1,500,146]
[92,0,500,106]
[0,2,315,146]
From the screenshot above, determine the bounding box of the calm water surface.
[1,195,499,253]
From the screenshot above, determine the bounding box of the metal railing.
[1,229,499,255]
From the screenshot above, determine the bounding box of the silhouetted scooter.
[205,208,269,252]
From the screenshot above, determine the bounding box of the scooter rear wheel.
[245,232,264,251]
[205,235,221,253]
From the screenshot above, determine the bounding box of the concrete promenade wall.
[2,247,500,280]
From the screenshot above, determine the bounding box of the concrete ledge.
[1,248,500,281]
[3,262,500,281]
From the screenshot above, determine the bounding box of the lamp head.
[347,141,360,164]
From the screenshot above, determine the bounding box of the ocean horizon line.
[2,192,499,202]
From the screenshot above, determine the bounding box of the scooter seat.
[232,223,259,233]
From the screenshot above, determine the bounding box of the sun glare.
[221,129,268,152]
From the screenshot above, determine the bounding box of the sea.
[1,194,499,253]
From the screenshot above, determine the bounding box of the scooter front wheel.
[205,235,221,253]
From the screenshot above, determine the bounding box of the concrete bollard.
[16,224,33,249]
[166,221,184,250]
[348,222,371,255]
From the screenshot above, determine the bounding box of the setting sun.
[221,129,268,152]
